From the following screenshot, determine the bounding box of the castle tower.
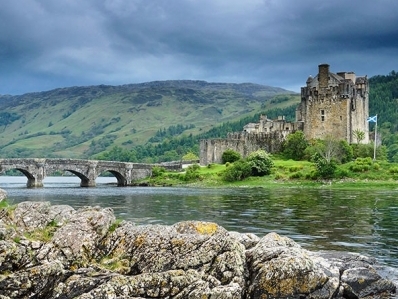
[296,64,369,143]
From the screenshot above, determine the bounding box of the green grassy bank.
[142,158,398,190]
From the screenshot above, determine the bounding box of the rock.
[246,232,340,299]
[0,202,396,299]
[0,188,6,201]
[229,231,260,249]
[311,251,397,298]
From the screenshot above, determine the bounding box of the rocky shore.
[0,195,396,298]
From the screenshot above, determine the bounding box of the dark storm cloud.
[1,0,397,95]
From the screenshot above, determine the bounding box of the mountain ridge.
[0,80,299,159]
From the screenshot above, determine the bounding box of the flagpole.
[373,114,377,161]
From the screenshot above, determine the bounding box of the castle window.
[321,109,325,121]
[340,116,342,121]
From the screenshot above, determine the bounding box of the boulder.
[0,188,6,201]
[0,202,395,298]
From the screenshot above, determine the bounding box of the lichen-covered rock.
[229,231,260,249]
[93,220,246,297]
[0,202,396,299]
[0,188,6,201]
[311,251,397,298]
[9,201,75,234]
[246,232,339,299]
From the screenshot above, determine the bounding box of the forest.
[368,71,398,161]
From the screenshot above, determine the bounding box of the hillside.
[368,71,398,161]
[0,80,298,159]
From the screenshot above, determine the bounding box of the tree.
[283,131,309,160]
[221,149,241,164]
[246,150,274,176]
[182,152,199,161]
[353,129,365,144]
[315,135,340,163]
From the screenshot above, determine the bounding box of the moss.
[23,220,58,242]
[108,219,122,233]
[99,256,130,273]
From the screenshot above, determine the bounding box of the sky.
[1,0,398,95]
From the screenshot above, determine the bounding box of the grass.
[23,220,59,242]
[141,158,398,190]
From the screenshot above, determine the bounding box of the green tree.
[283,131,309,160]
[246,150,274,176]
[222,149,241,164]
[182,152,199,161]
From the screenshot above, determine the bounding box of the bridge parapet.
[0,158,176,188]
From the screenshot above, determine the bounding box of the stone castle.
[200,64,369,165]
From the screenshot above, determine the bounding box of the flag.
[367,115,377,123]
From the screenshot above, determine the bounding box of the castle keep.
[297,63,369,143]
[200,64,369,165]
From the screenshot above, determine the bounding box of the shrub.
[151,166,166,178]
[289,172,303,179]
[274,172,285,180]
[349,157,373,172]
[335,168,350,178]
[314,156,337,179]
[246,150,274,176]
[222,149,241,164]
[288,166,302,172]
[222,160,252,182]
[184,164,201,181]
[339,140,354,163]
[389,166,398,174]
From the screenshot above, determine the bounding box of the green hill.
[0,80,298,159]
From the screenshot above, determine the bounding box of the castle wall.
[200,138,246,165]
[199,132,286,165]
[303,97,350,141]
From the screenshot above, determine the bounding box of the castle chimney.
[318,64,330,89]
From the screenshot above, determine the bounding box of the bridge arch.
[0,158,178,188]
[62,169,94,187]
[0,159,45,187]
[102,170,128,186]
[14,168,38,188]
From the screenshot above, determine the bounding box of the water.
[1,176,398,269]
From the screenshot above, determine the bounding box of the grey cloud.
[0,0,397,95]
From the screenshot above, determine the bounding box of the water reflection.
[1,176,398,268]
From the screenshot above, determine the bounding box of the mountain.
[0,80,298,159]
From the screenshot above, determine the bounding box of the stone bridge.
[0,158,181,188]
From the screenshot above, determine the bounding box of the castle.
[200,64,369,165]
